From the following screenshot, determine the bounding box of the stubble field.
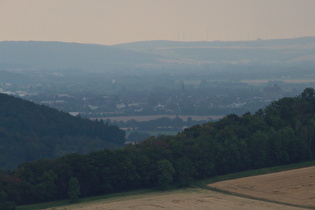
[46,188,305,210]
[46,167,315,210]
[208,166,315,208]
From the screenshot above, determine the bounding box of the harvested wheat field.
[209,166,315,208]
[47,188,305,210]
[45,167,315,210]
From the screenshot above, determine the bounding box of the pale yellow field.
[209,166,315,208]
[47,187,305,210]
[46,167,315,210]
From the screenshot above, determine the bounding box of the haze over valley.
[1,1,315,209]
[1,38,315,135]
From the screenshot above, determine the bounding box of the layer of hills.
[1,37,315,71]
[0,93,125,169]
[114,37,315,65]
[0,41,159,71]
[0,88,314,207]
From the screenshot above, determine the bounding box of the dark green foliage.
[156,159,175,190]
[301,87,315,99]
[0,93,125,169]
[173,157,195,187]
[0,201,16,210]
[0,180,16,210]
[1,88,315,206]
[68,177,80,203]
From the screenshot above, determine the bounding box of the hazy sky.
[1,0,315,45]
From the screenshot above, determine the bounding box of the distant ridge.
[1,37,315,71]
[113,37,315,65]
[113,36,315,49]
[0,41,159,71]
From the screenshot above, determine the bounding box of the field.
[45,188,304,210]
[209,166,315,208]
[43,167,315,210]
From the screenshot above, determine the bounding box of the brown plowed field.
[47,167,314,210]
[209,166,315,208]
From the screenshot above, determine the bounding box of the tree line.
[0,88,315,209]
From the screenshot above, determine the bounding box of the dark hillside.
[0,88,314,207]
[0,93,125,169]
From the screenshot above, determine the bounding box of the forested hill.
[1,88,314,207]
[0,93,125,169]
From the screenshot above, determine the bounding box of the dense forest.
[0,88,315,209]
[0,93,125,169]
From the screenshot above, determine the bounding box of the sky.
[1,0,315,45]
